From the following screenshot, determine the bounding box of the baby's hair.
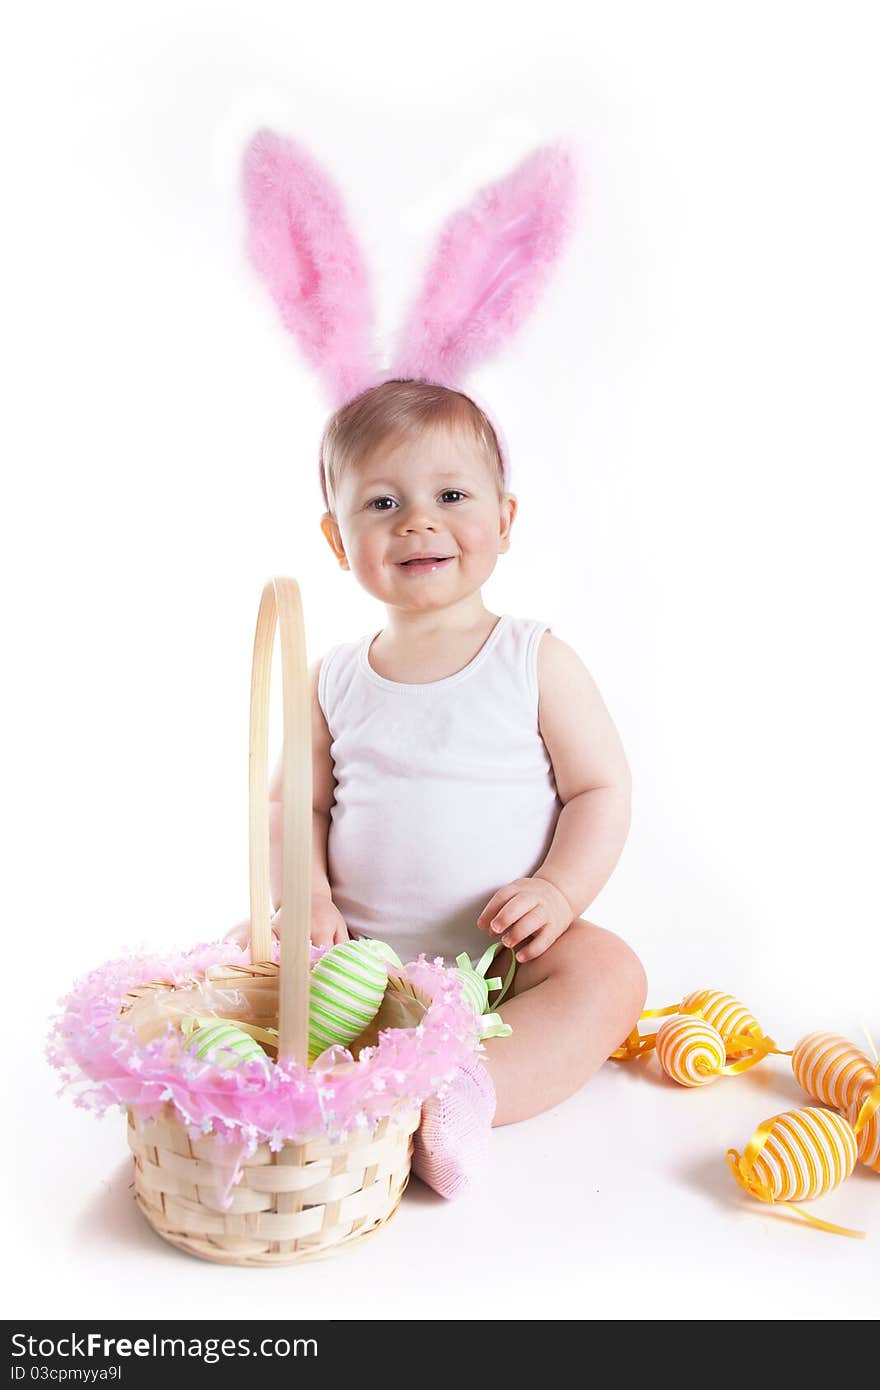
[318,378,505,515]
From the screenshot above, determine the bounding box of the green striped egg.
[185,1019,271,1074]
[455,968,489,1016]
[308,939,392,1063]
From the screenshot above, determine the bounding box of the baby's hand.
[223,898,349,951]
[222,906,284,950]
[476,876,573,962]
[310,894,350,950]
[222,916,256,949]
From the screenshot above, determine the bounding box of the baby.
[228,377,647,1199]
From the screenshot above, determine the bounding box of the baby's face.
[321,426,515,612]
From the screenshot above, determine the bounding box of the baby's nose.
[396,508,441,531]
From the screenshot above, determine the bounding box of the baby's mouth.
[397,556,455,571]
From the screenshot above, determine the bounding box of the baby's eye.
[366,491,466,511]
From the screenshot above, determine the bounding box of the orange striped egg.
[791,1032,876,1112]
[656,1015,726,1087]
[681,990,763,1055]
[729,1107,858,1203]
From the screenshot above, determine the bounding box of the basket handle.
[248,578,311,1065]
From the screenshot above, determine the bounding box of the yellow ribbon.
[608,1005,680,1061]
[852,1066,880,1139]
[719,1034,789,1075]
[610,1007,791,1069]
[726,1118,865,1239]
[720,1025,789,1057]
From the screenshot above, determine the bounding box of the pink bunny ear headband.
[240,128,583,505]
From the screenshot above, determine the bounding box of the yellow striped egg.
[791,1032,876,1112]
[656,1015,726,1086]
[681,990,763,1055]
[308,939,391,1064]
[730,1107,858,1203]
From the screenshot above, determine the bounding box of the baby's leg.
[481,920,647,1126]
[409,919,646,1198]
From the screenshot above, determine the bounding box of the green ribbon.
[455,938,517,1039]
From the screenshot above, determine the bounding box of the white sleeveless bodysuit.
[317,613,563,967]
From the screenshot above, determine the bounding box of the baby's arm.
[477,633,631,960]
[531,633,632,917]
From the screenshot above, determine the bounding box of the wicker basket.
[117,578,426,1265]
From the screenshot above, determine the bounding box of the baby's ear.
[499,494,518,549]
[320,512,348,567]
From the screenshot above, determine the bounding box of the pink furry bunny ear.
[391,140,583,386]
[241,128,379,406]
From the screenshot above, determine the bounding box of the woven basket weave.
[117,578,425,1265]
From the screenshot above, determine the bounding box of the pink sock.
[411,1052,497,1200]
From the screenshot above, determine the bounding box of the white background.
[4,0,879,1320]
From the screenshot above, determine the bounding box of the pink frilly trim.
[46,938,482,1157]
